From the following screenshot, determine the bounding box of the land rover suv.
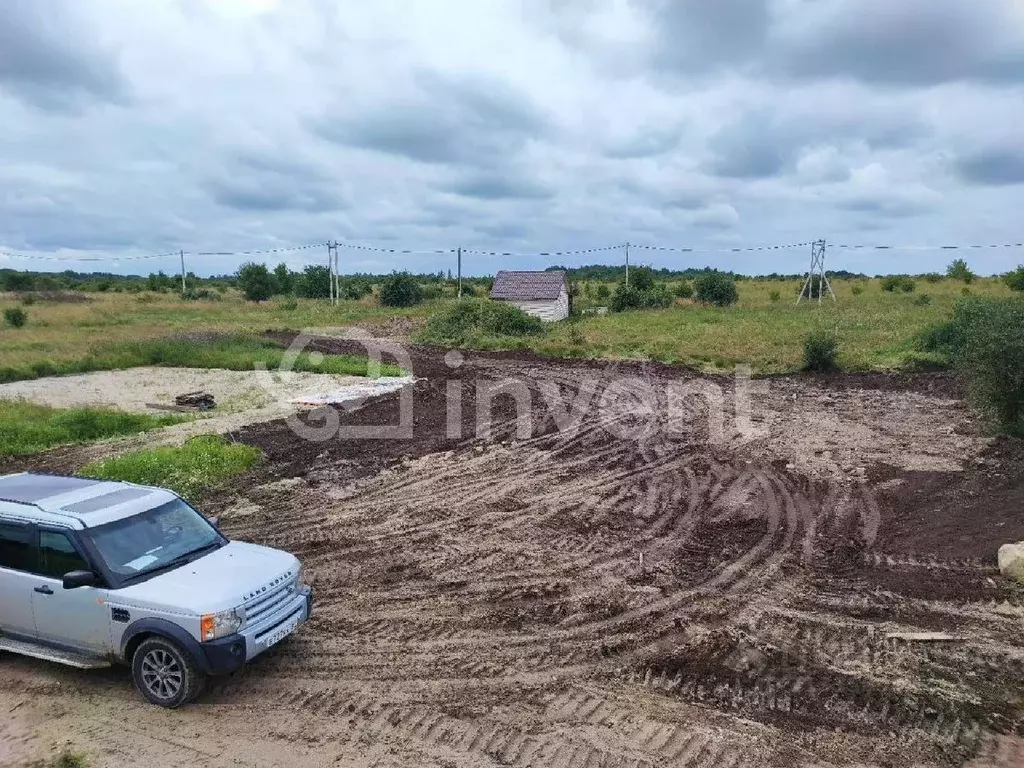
[0,472,312,708]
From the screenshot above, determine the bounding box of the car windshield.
[83,498,222,580]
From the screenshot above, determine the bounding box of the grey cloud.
[203,149,345,213]
[445,173,553,201]
[648,0,770,74]
[605,126,682,159]
[0,0,131,111]
[954,148,1024,186]
[773,0,1024,87]
[315,70,550,166]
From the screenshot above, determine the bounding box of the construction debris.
[174,391,217,410]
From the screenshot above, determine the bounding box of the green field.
[0,277,1014,375]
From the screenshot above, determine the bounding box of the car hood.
[109,541,300,614]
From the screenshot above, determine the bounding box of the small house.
[490,270,570,322]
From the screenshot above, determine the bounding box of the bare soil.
[2,341,1023,767]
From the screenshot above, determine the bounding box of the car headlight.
[200,608,243,641]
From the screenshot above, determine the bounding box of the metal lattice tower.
[797,239,836,304]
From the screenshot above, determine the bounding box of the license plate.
[264,615,299,648]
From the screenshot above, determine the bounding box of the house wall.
[503,286,569,322]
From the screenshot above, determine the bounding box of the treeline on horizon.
[0,262,1009,293]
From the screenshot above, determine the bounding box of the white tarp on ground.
[288,376,415,406]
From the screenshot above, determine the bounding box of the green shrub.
[420,299,543,343]
[803,330,839,372]
[236,262,275,302]
[295,265,331,299]
[339,279,372,300]
[379,272,424,307]
[882,275,916,293]
[1004,265,1024,292]
[596,285,610,300]
[913,293,932,306]
[923,273,943,283]
[931,297,1024,434]
[851,285,864,296]
[611,283,644,312]
[79,435,262,500]
[421,283,444,301]
[962,286,972,296]
[20,294,36,306]
[768,290,781,303]
[694,272,739,306]
[278,296,298,311]
[4,307,27,327]
[182,288,217,301]
[459,283,479,298]
[1,272,34,291]
[628,266,655,291]
[674,281,694,299]
[946,258,975,283]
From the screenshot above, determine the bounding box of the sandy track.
[2,345,1022,767]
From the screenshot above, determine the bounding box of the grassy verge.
[79,435,261,500]
[0,400,188,456]
[0,334,404,384]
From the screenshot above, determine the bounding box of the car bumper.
[201,586,312,674]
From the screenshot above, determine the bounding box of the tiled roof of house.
[490,270,567,301]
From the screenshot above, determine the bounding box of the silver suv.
[0,472,312,708]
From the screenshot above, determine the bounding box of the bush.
[1004,265,1024,292]
[278,296,298,311]
[628,266,655,291]
[946,258,975,283]
[20,294,36,306]
[182,288,217,301]
[694,272,739,306]
[924,273,943,283]
[379,272,424,307]
[420,299,544,344]
[1,272,34,291]
[768,290,781,303]
[459,283,479,298]
[882,275,916,293]
[421,283,444,301]
[3,307,27,327]
[611,283,644,312]
[339,279,372,300]
[236,262,275,302]
[851,285,864,296]
[596,285,610,300]
[803,330,839,372]
[942,298,1024,434]
[79,435,262,501]
[674,281,694,299]
[913,293,932,306]
[295,265,331,299]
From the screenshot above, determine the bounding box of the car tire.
[131,636,206,708]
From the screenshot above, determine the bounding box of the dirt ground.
[2,341,1024,768]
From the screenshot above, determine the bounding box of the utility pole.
[180,250,186,296]
[797,239,836,304]
[624,242,630,286]
[457,246,462,300]
[334,242,341,304]
[326,241,336,305]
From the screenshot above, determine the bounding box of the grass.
[434,277,1013,373]
[0,400,188,456]
[0,278,1014,376]
[0,331,404,384]
[79,434,262,500]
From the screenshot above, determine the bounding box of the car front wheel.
[131,636,205,708]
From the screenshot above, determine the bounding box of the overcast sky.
[2,0,1023,277]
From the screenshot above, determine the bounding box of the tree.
[628,266,655,291]
[2,271,34,291]
[236,262,274,302]
[379,272,424,307]
[947,258,975,283]
[694,271,739,306]
[273,263,294,295]
[1004,265,1024,292]
[295,265,331,299]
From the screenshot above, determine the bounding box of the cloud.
[0,0,1022,278]
[954,148,1024,186]
[0,0,132,111]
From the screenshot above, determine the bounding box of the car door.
[29,528,111,655]
[0,520,39,638]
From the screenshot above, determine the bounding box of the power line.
[194,243,325,256]
[0,249,181,262]
[460,244,623,257]
[631,242,813,253]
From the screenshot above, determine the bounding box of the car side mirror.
[208,516,221,529]
[63,570,97,590]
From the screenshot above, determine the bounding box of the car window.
[0,522,34,572]
[37,531,90,579]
